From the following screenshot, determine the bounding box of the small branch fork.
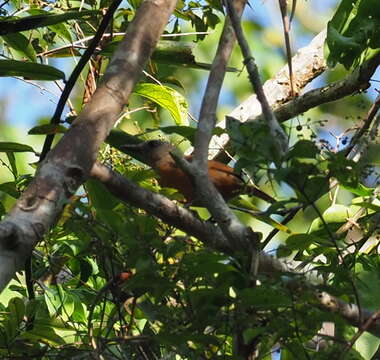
[228,29,327,124]
[213,31,380,163]
[247,52,380,126]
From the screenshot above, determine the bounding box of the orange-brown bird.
[122,140,275,204]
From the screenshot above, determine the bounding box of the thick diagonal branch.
[0,0,177,292]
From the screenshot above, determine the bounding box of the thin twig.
[226,0,288,157]
[0,0,177,293]
[251,53,380,126]
[345,91,380,157]
[262,205,300,248]
[278,0,295,96]
[39,0,122,161]
[340,308,380,358]
[91,160,380,338]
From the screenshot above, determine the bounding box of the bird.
[121,140,275,204]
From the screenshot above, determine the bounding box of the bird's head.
[121,140,175,168]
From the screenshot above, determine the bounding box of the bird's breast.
[154,158,243,202]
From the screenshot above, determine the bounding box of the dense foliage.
[1,0,380,359]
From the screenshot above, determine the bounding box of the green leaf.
[300,176,329,203]
[0,10,98,35]
[7,297,25,332]
[340,183,373,196]
[204,9,221,28]
[72,294,87,323]
[134,83,188,125]
[63,293,75,317]
[328,152,361,188]
[34,317,76,332]
[79,258,93,284]
[20,325,65,345]
[326,0,380,68]
[0,201,5,217]
[323,204,356,223]
[28,124,67,135]
[277,244,293,258]
[309,204,358,233]
[191,14,208,41]
[243,327,266,345]
[2,33,36,61]
[351,198,380,215]
[240,287,291,308]
[48,22,72,42]
[206,0,224,12]
[44,292,62,317]
[0,60,65,80]
[86,180,125,231]
[85,179,119,211]
[2,297,25,343]
[288,140,319,159]
[6,152,17,177]
[0,182,19,198]
[160,125,196,142]
[0,141,35,153]
[286,233,319,251]
[159,125,225,144]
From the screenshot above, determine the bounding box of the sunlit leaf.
[134,83,188,125]
[2,33,36,61]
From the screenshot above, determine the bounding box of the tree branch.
[90,161,234,254]
[40,0,123,161]
[316,291,380,337]
[90,161,380,338]
[226,0,288,156]
[232,29,327,122]
[255,52,380,125]
[0,0,177,292]
[211,29,327,160]
[173,0,260,252]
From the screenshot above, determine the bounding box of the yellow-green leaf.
[134,83,188,125]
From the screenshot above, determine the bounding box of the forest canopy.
[0,0,380,359]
